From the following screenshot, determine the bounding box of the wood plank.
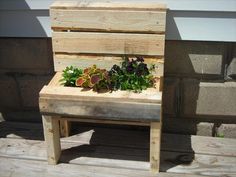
[40,86,162,104]
[52,32,165,56]
[42,116,61,164]
[0,157,209,177]
[50,9,166,33]
[1,121,236,158]
[162,134,236,157]
[1,137,236,176]
[48,72,62,86]
[39,97,161,121]
[51,1,167,11]
[60,120,70,137]
[53,54,164,77]
[161,151,236,176]
[150,122,161,173]
[59,117,150,126]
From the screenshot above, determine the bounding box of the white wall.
[0,0,236,41]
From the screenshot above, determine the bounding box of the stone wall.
[0,38,235,137]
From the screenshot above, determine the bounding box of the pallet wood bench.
[39,0,166,173]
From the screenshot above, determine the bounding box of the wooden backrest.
[50,0,167,78]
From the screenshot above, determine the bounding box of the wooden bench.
[39,0,167,173]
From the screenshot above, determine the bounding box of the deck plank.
[1,121,236,157]
[0,157,207,177]
[0,133,236,176]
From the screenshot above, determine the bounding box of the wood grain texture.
[1,121,236,158]
[42,116,61,164]
[52,32,165,56]
[50,1,167,11]
[40,86,162,104]
[0,157,211,177]
[150,122,161,173]
[39,97,161,121]
[58,117,150,126]
[59,120,70,137]
[1,133,236,176]
[53,54,164,77]
[50,9,166,33]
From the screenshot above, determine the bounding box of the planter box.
[39,0,166,173]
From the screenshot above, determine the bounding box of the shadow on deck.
[0,121,235,177]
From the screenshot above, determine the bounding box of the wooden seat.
[39,0,167,173]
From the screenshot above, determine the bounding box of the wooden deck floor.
[0,121,236,177]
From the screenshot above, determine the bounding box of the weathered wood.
[2,121,236,158]
[60,120,70,137]
[50,9,166,33]
[48,72,62,86]
[0,157,210,177]
[47,73,70,137]
[52,32,165,56]
[58,117,150,126]
[1,135,236,176]
[150,122,161,173]
[40,86,162,104]
[42,116,61,164]
[40,97,161,121]
[53,54,164,77]
[50,1,167,11]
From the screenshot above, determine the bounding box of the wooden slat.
[150,122,161,173]
[52,32,165,56]
[58,117,150,126]
[0,157,209,177]
[1,121,236,158]
[50,9,166,33]
[48,72,62,86]
[40,86,162,104]
[39,97,161,121]
[53,54,164,77]
[42,116,61,164]
[60,120,71,137]
[50,1,167,11]
[1,137,236,176]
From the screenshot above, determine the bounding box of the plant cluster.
[60,66,83,86]
[61,56,156,92]
[109,57,155,92]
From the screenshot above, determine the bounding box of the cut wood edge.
[52,32,165,56]
[50,1,167,11]
[40,85,162,104]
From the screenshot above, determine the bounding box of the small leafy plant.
[75,65,110,91]
[60,66,83,86]
[60,56,156,92]
[109,56,155,92]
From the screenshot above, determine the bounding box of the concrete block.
[17,75,52,108]
[0,38,53,74]
[163,117,214,136]
[181,79,236,118]
[0,111,42,122]
[227,43,236,79]
[0,75,21,110]
[197,122,214,136]
[165,41,225,78]
[216,124,236,138]
[162,77,179,116]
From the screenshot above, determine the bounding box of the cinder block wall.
[0,38,235,137]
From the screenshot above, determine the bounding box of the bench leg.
[42,115,61,164]
[150,122,161,173]
[60,120,71,137]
